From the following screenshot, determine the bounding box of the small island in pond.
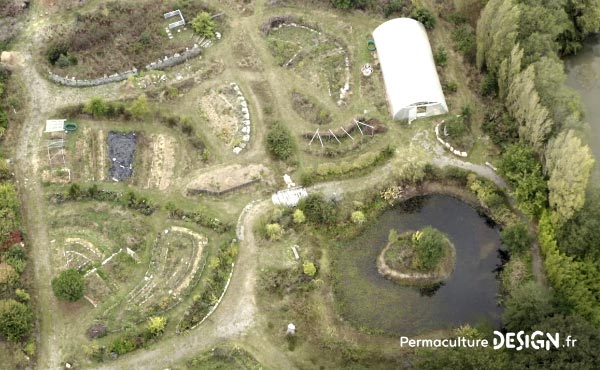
[377,227,456,286]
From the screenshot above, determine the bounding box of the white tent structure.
[373,18,448,122]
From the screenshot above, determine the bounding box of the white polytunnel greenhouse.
[372,18,448,122]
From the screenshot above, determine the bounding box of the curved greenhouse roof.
[373,18,448,121]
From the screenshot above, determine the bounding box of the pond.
[566,34,600,184]
[332,194,503,336]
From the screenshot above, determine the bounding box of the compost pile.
[108,131,137,181]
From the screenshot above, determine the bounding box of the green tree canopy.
[191,12,216,39]
[0,299,33,342]
[503,281,555,331]
[545,130,595,224]
[266,123,296,161]
[411,227,446,271]
[500,223,533,255]
[51,269,85,301]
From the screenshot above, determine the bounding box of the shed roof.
[372,18,447,120]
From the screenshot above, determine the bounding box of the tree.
[147,316,166,336]
[266,123,296,161]
[557,189,600,260]
[503,281,554,331]
[497,44,524,100]
[298,194,338,225]
[265,223,283,240]
[412,227,446,271]
[501,223,533,254]
[545,130,595,224]
[415,325,510,369]
[51,269,85,301]
[533,56,583,128]
[476,0,521,74]
[506,65,554,154]
[83,97,109,118]
[128,94,150,120]
[512,314,600,369]
[191,12,216,39]
[292,209,305,224]
[410,7,436,29]
[351,210,365,224]
[498,143,548,217]
[303,261,317,277]
[0,299,33,342]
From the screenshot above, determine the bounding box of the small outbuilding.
[372,18,448,122]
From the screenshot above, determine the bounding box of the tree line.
[475,0,600,344]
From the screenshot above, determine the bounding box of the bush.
[298,194,338,226]
[351,210,366,224]
[410,7,436,29]
[83,97,109,118]
[411,227,446,271]
[503,281,554,331]
[0,299,33,342]
[51,269,85,301]
[191,12,216,39]
[451,24,476,62]
[266,123,296,161]
[265,223,283,240]
[45,42,69,65]
[443,80,458,94]
[501,223,533,255]
[434,46,448,67]
[293,209,306,224]
[147,316,166,336]
[303,262,317,277]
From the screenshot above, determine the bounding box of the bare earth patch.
[146,134,176,190]
[186,163,270,195]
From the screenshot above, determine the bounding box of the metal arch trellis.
[308,119,374,147]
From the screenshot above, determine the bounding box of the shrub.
[266,123,296,161]
[265,223,283,240]
[434,46,448,67]
[503,281,554,331]
[451,24,476,62]
[293,209,306,224]
[443,80,458,94]
[501,223,533,255]
[45,42,69,65]
[191,12,216,39]
[298,194,338,226]
[3,244,26,274]
[0,299,33,342]
[351,210,366,224]
[15,289,30,302]
[51,269,85,301]
[410,7,436,29]
[411,227,446,271]
[83,97,109,118]
[303,262,317,277]
[147,316,166,336]
[127,94,150,120]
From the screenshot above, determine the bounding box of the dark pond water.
[566,34,600,184]
[332,194,503,336]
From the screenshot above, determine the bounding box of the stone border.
[47,44,203,87]
[376,232,456,285]
[435,122,468,157]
